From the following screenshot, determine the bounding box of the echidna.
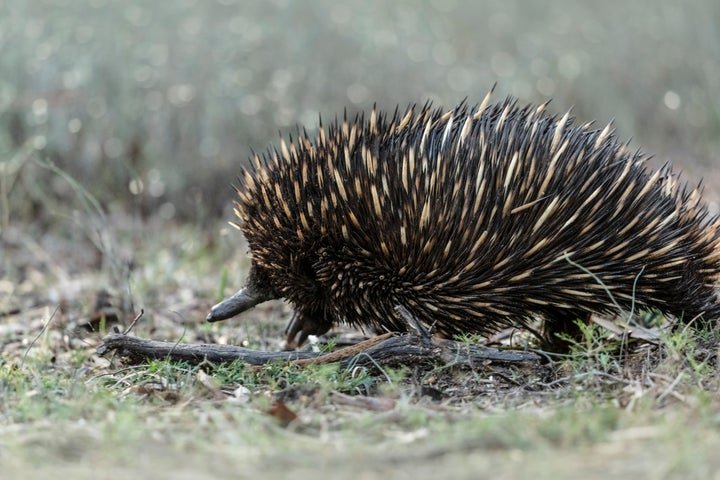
[207,91,720,349]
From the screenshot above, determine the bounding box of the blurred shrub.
[1,0,718,225]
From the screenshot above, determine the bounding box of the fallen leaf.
[267,400,298,426]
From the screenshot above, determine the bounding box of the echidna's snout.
[206,287,266,322]
[207,262,279,322]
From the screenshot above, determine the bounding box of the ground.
[2,212,720,480]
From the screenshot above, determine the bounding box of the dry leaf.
[267,400,298,426]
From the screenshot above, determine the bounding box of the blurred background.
[2,0,719,229]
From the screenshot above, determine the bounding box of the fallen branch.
[98,332,541,369]
[97,334,318,365]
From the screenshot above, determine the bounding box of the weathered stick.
[97,334,317,365]
[98,332,541,369]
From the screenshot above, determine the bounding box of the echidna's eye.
[297,257,316,281]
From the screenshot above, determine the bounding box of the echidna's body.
[208,93,720,347]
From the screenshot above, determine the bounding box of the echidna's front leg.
[284,310,333,349]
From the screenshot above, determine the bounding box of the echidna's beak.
[206,287,267,322]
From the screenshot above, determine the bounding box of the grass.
[2,190,720,478]
[2,266,720,479]
[2,355,720,479]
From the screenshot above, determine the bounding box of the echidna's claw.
[283,312,310,349]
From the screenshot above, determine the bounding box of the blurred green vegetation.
[1,0,719,225]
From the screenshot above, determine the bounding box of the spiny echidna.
[207,90,720,349]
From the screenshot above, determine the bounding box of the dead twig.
[292,333,393,367]
[97,332,542,370]
[123,309,145,335]
[21,305,59,368]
